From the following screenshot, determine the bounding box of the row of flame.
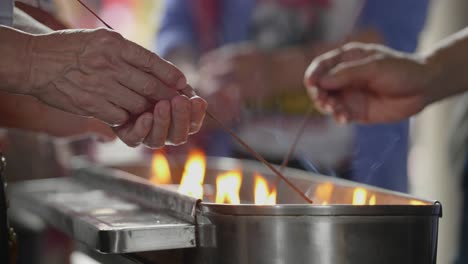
[150,150,425,206]
[151,150,276,205]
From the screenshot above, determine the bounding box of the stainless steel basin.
[196,203,440,264]
[10,157,441,264]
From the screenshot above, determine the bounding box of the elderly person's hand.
[0,91,115,140]
[304,43,438,124]
[113,90,207,148]
[1,27,207,148]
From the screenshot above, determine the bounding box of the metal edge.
[199,203,442,217]
[97,156,436,206]
[72,159,200,224]
[10,178,198,253]
[207,157,437,205]
[10,186,103,251]
[431,201,442,263]
[94,224,197,253]
[74,157,441,219]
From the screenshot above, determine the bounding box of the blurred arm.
[426,27,468,103]
[156,0,198,76]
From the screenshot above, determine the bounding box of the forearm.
[0,91,112,138]
[0,92,50,133]
[426,27,468,103]
[0,26,32,94]
[13,7,52,34]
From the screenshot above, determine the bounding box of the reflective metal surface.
[190,157,441,264]
[10,176,197,253]
[9,157,442,264]
[197,212,439,264]
[73,160,200,223]
[200,203,441,216]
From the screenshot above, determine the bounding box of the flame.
[352,188,367,205]
[216,171,242,204]
[254,173,276,205]
[149,151,172,184]
[369,195,377,205]
[178,150,206,199]
[314,182,334,204]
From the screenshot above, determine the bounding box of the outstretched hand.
[304,43,438,124]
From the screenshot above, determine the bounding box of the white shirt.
[0,0,13,26]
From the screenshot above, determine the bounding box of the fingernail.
[176,77,187,90]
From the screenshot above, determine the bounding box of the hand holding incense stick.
[75,0,313,204]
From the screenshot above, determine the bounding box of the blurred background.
[3,0,468,263]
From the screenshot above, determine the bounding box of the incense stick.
[273,106,314,189]
[74,0,313,204]
[205,112,313,204]
[76,0,114,30]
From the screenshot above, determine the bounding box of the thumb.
[319,59,376,91]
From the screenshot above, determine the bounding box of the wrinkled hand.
[21,28,206,148]
[113,92,207,148]
[25,28,186,125]
[304,43,437,124]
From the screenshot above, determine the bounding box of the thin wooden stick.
[273,107,314,189]
[74,0,313,204]
[76,0,114,30]
[205,112,313,204]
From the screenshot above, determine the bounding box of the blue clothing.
[157,0,255,57]
[352,0,429,192]
[157,0,429,192]
[0,0,13,26]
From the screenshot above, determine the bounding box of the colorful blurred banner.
[53,0,163,48]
